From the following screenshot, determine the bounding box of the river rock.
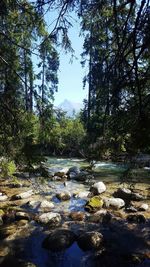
[69,171,89,181]
[27,200,41,209]
[0,245,10,257]
[113,188,145,201]
[51,176,62,181]
[38,200,54,212]
[74,191,90,199]
[139,203,149,211]
[85,196,104,212]
[38,212,61,225]
[69,211,85,221]
[0,193,8,201]
[15,212,30,221]
[77,231,103,251]
[54,167,69,177]
[125,206,138,213]
[90,182,106,195]
[127,214,146,223]
[12,190,33,200]
[88,210,112,224]
[42,229,76,252]
[56,191,71,201]
[103,197,125,209]
[68,166,80,174]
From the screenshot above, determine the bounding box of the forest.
[0,0,150,168]
[0,2,150,267]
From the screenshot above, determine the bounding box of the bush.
[0,158,16,179]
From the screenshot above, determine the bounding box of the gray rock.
[103,197,125,209]
[27,200,41,209]
[38,212,61,225]
[68,166,80,174]
[71,171,89,181]
[27,200,54,212]
[42,229,76,251]
[37,200,54,212]
[12,190,33,200]
[77,231,103,251]
[90,182,106,195]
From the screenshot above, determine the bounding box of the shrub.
[0,158,16,179]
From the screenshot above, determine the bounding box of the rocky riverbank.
[0,160,150,267]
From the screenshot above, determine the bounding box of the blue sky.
[45,11,88,106]
[55,23,88,105]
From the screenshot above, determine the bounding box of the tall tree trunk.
[24,49,28,111]
[87,23,93,131]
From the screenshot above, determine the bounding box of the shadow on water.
[0,218,150,267]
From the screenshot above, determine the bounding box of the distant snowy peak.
[58,99,83,116]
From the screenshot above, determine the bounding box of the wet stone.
[85,196,104,213]
[56,191,71,201]
[139,203,149,211]
[15,212,30,221]
[125,206,138,213]
[69,211,85,221]
[11,190,33,200]
[42,228,76,252]
[38,212,61,225]
[77,231,103,251]
[127,214,146,223]
[90,181,106,195]
[103,197,125,209]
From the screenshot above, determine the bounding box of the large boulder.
[42,229,76,252]
[77,231,103,251]
[103,197,125,209]
[38,212,61,225]
[85,196,104,212]
[90,182,106,195]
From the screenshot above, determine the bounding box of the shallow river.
[0,157,150,267]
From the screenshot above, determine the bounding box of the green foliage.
[0,158,16,179]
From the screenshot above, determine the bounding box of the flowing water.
[0,157,150,267]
